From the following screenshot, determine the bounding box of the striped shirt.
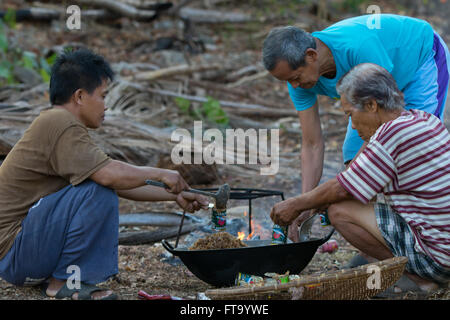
[337,109,450,268]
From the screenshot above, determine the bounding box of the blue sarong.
[0,180,119,286]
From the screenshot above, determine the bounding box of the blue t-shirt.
[289,14,434,111]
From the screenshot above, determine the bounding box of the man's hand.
[176,192,209,213]
[270,198,302,226]
[159,169,189,194]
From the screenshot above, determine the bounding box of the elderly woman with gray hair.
[270,63,450,295]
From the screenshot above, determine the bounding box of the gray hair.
[262,26,316,71]
[336,63,404,111]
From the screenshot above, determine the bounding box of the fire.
[236,210,269,241]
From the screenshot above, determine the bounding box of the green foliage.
[0,11,56,85]
[0,25,7,52]
[22,51,37,70]
[174,97,191,115]
[202,97,229,125]
[3,8,16,29]
[0,60,13,83]
[174,96,229,126]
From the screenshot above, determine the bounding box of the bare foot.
[404,272,439,292]
[45,277,115,300]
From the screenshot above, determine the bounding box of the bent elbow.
[90,160,122,189]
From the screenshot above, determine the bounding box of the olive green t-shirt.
[0,108,111,260]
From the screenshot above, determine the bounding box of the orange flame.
[236,210,272,241]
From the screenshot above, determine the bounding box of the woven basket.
[205,256,408,300]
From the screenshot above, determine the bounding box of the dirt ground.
[1,0,450,300]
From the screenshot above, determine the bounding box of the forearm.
[270,178,353,227]
[117,185,177,201]
[293,178,352,213]
[297,104,324,194]
[300,140,324,193]
[91,160,174,190]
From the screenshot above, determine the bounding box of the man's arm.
[298,101,324,193]
[90,159,188,193]
[117,186,209,213]
[288,101,324,241]
[91,160,209,212]
[117,185,178,201]
[271,177,352,226]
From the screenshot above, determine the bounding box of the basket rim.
[205,256,408,298]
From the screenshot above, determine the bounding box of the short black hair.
[49,49,114,105]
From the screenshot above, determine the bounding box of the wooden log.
[167,0,197,15]
[75,0,157,20]
[118,222,200,245]
[119,0,172,11]
[119,211,201,227]
[178,7,253,24]
[0,7,118,22]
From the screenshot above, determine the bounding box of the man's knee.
[327,201,359,225]
[77,180,118,216]
[80,179,116,198]
[327,203,348,225]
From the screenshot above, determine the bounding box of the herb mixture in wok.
[189,232,247,250]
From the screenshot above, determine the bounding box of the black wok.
[162,228,334,287]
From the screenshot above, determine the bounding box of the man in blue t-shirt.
[262,14,450,242]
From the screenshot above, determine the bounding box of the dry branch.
[129,64,221,81]
[226,70,270,88]
[0,115,35,123]
[187,79,286,109]
[146,88,297,118]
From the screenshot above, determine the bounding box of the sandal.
[41,281,118,300]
